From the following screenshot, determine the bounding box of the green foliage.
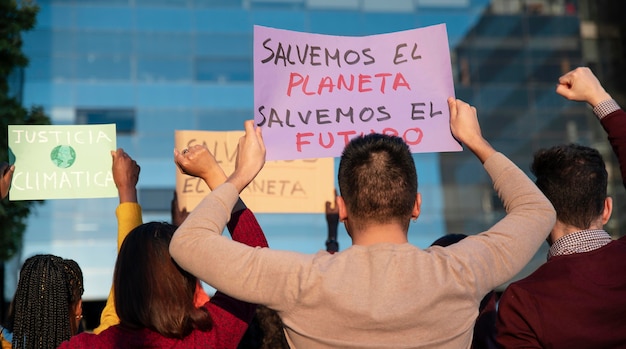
[1,0,50,261]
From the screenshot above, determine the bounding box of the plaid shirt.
[548,229,613,259]
[593,98,621,119]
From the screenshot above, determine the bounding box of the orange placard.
[175,130,335,213]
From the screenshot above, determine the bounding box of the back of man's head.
[338,133,417,230]
[531,144,607,229]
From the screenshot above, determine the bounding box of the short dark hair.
[7,254,84,349]
[114,222,212,338]
[430,234,468,247]
[338,134,417,230]
[531,144,607,229]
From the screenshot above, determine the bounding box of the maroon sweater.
[58,209,267,349]
[601,109,626,188]
[496,237,626,348]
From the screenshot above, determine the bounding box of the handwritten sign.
[175,130,334,213]
[253,24,461,161]
[8,124,117,200]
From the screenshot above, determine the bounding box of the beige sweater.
[170,152,556,349]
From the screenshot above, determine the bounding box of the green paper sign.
[8,124,117,200]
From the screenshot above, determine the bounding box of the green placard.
[8,124,117,200]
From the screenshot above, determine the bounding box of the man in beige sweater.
[170,98,556,349]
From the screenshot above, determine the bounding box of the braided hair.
[6,254,84,349]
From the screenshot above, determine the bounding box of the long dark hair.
[6,254,84,349]
[114,222,213,338]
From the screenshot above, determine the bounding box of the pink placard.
[254,24,462,161]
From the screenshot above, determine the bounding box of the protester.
[59,147,268,348]
[2,254,84,349]
[496,67,626,348]
[170,98,556,348]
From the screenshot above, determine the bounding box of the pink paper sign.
[254,24,462,161]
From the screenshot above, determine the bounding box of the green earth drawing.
[50,145,76,168]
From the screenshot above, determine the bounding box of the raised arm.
[173,140,267,247]
[170,121,307,308]
[444,97,556,293]
[172,126,269,344]
[448,97,496,163]
[93,148,142,334]
[556,66,611,106]
[1,162,15,200]
[557,67,626,189]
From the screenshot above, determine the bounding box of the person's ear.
[601,196,613,225]
[411,193,422,221]
[74,299,83,318]
[337,196,348,222]
[71,298,83,334]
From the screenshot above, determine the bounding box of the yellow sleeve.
[1,329,11,349]
[93,202,143,334]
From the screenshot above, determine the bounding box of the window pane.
[75,55,131,80]
[195,33,251,56]
[135,33,192,56]
[195,57,252,82]
[76,108,136,133]
[137,57,193,81]
[135,8,192,32]
[75,7,133,30]
[75,31,133,54]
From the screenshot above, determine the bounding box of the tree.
[1,0,50,262]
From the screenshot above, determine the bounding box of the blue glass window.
[137,57,193,81]
[195,57,252,82]
[76,108,136,133]
[137,109,195,132]
[75,55,131,80]
[195,33,251,56]
[135,8,192,32]
[196,109,251,130]
[135,32,192,56]
[75,7,133,30]
[194,9,251,33]
[75,31,133,54]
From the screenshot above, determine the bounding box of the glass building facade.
[6,0,625,323]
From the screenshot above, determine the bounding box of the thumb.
[555,83,572,99]
[447,97,457,119]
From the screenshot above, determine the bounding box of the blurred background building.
[5,0,626,329]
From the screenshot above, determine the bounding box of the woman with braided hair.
[2,254,84,349]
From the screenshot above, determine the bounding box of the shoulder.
[58,333,95,348]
